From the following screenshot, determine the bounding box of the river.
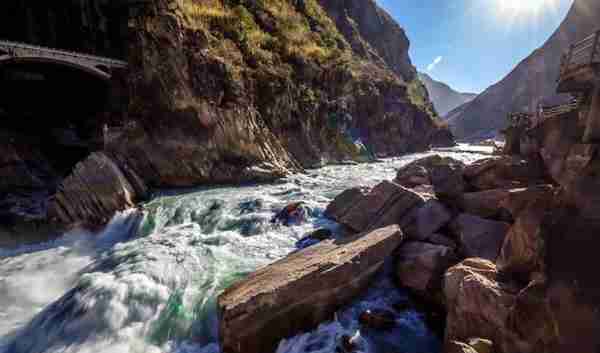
[0,146,491,353]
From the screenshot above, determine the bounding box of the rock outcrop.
[47,152,147,226]
[448,0,600,140]
[217,225,403,353]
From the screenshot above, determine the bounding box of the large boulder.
[463,156,547,191]
[497,195,554,280]
[459,185,554,221]
[394,155,465,194]
[459,189,510,220]
[218,225,404,353]
[326,181,425,233]
[450,214,510,262]
[402,199,453,240]
[444,259,559,353]
[324,186,370,221]
[48,152,147,226]
[430,159,466,200]
[396,241,458,292]
[443,259,519,352]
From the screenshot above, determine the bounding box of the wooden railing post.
[591,30,600,65]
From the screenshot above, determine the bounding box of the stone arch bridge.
[0,40,128,80]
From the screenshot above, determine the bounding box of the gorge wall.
[448,0,600,141]
[1,0,453,229]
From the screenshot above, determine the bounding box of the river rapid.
[0,146,491,353]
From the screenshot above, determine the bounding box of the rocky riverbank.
[218,102,600,352]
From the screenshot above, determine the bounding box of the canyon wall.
[1,0,454,227]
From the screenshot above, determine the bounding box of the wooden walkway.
[507,99,580,129]
[558,30,600,92]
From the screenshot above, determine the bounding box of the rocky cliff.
[448,0,600,141]
[0,0,453,228]
[419,72,477,117]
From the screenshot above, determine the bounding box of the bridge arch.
[0,56,112,81]
[0,54,118,177]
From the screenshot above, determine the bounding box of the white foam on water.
[0,148,490,353]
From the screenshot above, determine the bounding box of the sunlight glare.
[496,0,558,18]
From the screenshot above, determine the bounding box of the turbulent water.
[0,146,491,353]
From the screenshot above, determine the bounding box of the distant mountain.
[418,72,478,117]
[448,0,600,141]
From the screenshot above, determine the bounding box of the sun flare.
[496,0,558,17]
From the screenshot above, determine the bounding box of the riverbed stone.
[402,199,453,240]
[47,152,147,226]
[326,181,425,233]
[395,241,458,292]
[450,214,510,262]
[218,225,404,353]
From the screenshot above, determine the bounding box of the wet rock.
[47,152,147,226]
[450,214,510,262]
[295,228,333,248]
[402,199,453,240]
[338,335,358,353]
[358,309,396,331]
[271,202,309,225]
[396,241,458,292]
[218,225,404,353]
[463,156,547,191]
[326,181,424,233]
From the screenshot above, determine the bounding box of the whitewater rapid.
[0,146,491,353]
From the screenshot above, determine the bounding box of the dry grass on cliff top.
[179,0,347,64]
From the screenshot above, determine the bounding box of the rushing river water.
[0,146,491,353]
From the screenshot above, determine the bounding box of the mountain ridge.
[418,72,478,117]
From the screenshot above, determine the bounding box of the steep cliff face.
[448,0,600,140]
[111,0,452,186]
[419,72,477,117]
[2,0,453,226]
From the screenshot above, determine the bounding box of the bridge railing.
[560,30,600,77]
[507,99,581,129]
[0,40,127,68]
[507,112,534,128]
[540,99,580,120]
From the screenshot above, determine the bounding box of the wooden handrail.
[559,30,600,77]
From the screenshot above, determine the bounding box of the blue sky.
[376,0,574,93]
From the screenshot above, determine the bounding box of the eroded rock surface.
[48,152,147,226]
[218,225,404,353]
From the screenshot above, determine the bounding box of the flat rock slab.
[218,225,404,353]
